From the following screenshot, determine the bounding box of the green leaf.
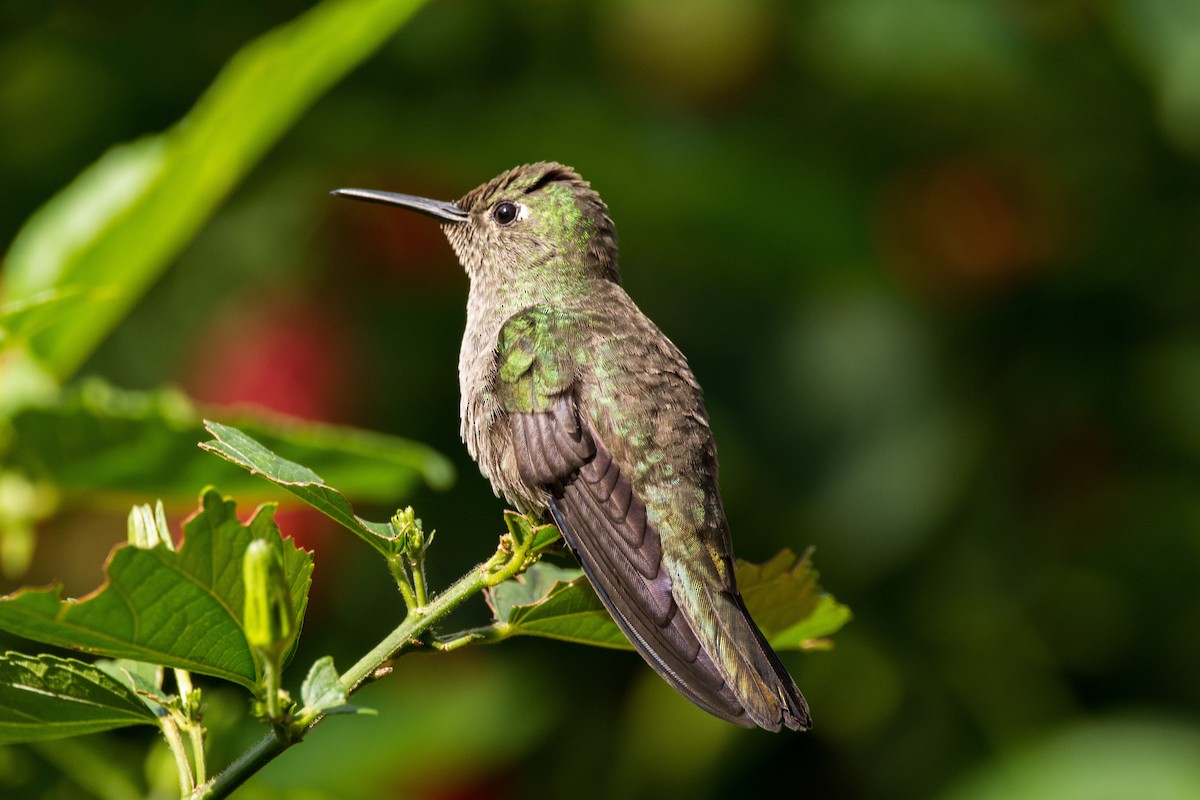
[94,659,170,716]
[768,594,855,649]
[3,378,452,504]
[0,489,313,689]
[0,0,431,380]
[0,652,159,743]
[301,657,345,712]
[502,510,562,558]
[300,656,373,718]
[489,563,631,649]
[487,550,851,651]
[489,563,586,624]
[528,523,564,553]
[201,421,399,556]
[736,549,854,650]
[0,288,108,350]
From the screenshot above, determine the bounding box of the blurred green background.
[4,0,1200,798]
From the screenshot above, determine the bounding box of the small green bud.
[391,506,416,543]
[391,506,433,556]
[127,500,173,550]
[243,539,295,655]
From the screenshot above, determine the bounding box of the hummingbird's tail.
[698,583,812,731]
[548,486,810,731]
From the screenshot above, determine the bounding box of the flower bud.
[127,500,173,550]
[243,538,294,655]
[391,506,432,555]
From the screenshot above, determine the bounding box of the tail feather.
[703,586,811,731]
[549,487,810,731]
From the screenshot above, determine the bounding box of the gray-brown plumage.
[333,163,810,731]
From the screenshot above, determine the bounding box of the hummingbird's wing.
[494,305,809,731]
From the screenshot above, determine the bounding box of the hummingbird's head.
[333,162,620,287]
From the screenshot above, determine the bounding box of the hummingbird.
[333,163,810,731]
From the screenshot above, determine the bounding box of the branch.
[189,520,543,799]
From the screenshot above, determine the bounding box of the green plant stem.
[162,715,196,796]
[263,654,283,721]
[387,553,417,611]
[188,721,208,785]
[339,548,511,694]
[189,729,288,800]
[192,533,535,800]
[409,554,429,606]
[174,667,194,697]
[173,667,207,783]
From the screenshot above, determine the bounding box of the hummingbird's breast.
[458,284,503,464]
[458,277,540,506]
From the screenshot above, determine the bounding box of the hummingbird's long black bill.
[330,188,468,223]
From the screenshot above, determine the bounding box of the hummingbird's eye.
[493,201,519,226]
